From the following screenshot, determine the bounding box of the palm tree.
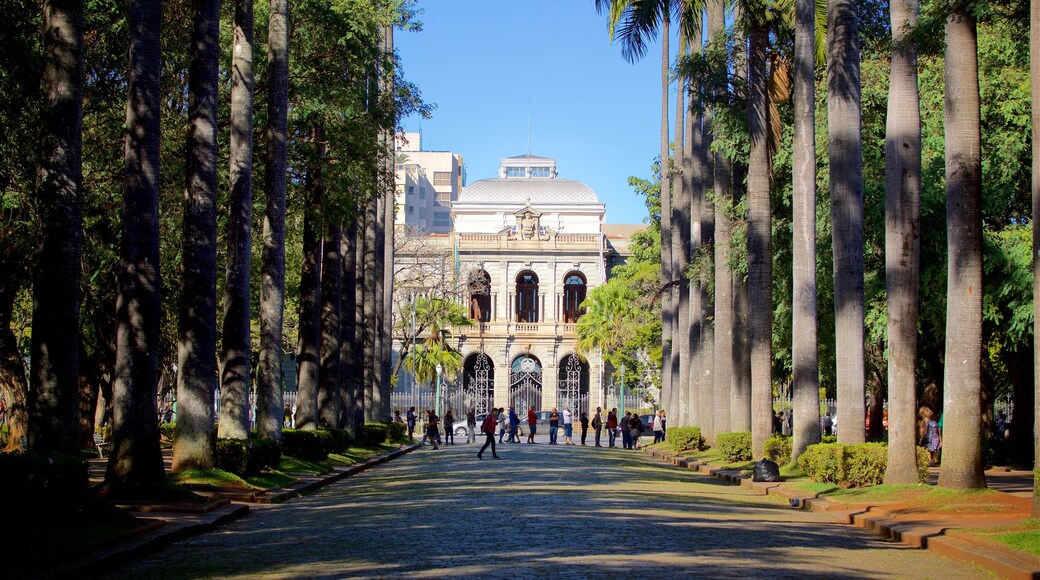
[363,194,379,422]
[791,0,821,461]
[107,0,165,488]
[1032,0,1040,516]
[730,0,752,435]
[379,22,396,423]
[939,4,985,490]
[339,215,359,430]
[318,222,342,428]
[577,283,641,358]
[884,0,922,485]
[403,298,472,397]
[173,0,220,472]
[218,0,255,440]
[30,0,84,455]
[295,126,325,431]
[828,0,865,444]
[256,0,289,441]
[674,38,690,428]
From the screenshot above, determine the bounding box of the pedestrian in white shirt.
[652,410,665,443]
[562,407,574,445]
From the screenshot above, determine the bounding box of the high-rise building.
[394,132,463,234]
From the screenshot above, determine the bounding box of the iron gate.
[509,355,542,411]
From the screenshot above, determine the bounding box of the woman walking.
[478,408,500,459]
[653,410,665,443]
[527,406,537,443]
[629,413,644,449]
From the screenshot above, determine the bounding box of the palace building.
[393,150,643,417]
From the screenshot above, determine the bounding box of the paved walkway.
[104,439,988,579]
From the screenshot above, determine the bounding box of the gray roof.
[457,178,600,205]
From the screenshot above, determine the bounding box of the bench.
[93,434,110,459]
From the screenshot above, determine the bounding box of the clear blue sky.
[396,0,674,225]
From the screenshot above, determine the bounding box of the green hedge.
[215,438,281,477]
[666,426,702,453]
[281,429,330,461]
[326,428,354,454]
[159,423,176,442]
[0,452,87,509]
[386,421,407,441]
[798,442,930,487]
[716,432,752,462]
[763,434,792,465]
[359,423,390,447]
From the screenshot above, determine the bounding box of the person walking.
[527,406,537,443]
[508,407,520,443]
[424,410,440,449]
[444,409,455,445]
[619,412,632,449]
[592,407,603,447]
[406,407,417,441]
[920,410,942,466]
[652,410,665,443]
[630,413,644,449]
[607,408,618,448]
[563,407,574,445]
[498,408,507,443]
[478,408,500,459]
[549,408,560,444]
[579,411,589,446]
[466,407,477,444]
[821,413,833,437]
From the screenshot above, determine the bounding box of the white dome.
[457,178,600,205]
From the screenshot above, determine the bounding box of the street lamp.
[435,363,443,416]
[619,363,626,418]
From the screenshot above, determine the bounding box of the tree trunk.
[30,0,84,455]
[695,10,716,442]
[828,0,865,445]
[363,193,379,423]
[884,0,922,485]
[380,23,396,421]
[354,210,367,433]
[173,0,221,472]
[939,6,985,490]
[295,128,324,431]
[710,0,732,437]
[318,222,342,428]
[218,0,254,441]
[659,15,675,417]
[747,20,772,459]
[791,0,821,462]
[340,215,358,430]
[256,0,289,441]
[0,280,29,452]
[107,0,165,488]
[730,3,752,434]
[1005,344,1034,466]
[674,38,690,428]
[1031,0,1040,516]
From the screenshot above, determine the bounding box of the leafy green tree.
[403,298,471,394]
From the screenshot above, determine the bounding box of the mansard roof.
[456,178,601,205]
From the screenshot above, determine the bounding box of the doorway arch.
[558,354,590,415]
[463,352,494,415]
[509,354,542,411]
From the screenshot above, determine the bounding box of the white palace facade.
[393,153,641,416]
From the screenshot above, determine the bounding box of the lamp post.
[619,363,625,418]
[435,363,443,416]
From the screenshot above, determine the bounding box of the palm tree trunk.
[791,0,821,462]
[340,215,358,430]
[364,194,379,422]
[828,0,865,445]
[256,0,288,441]
[884,0,922,485]
[319,222,342,428]
[731,1,752,434]
[747,19,773,459]
[173,0,220,472]
[374,190,386,421]
[939,6,985,490]
[355,211,368,432]
[674,39,690,427]
[1032,0,1040,516]
[218,0,254,440]
[1,279,30,452]
[709,0,732,436]
[697,15,716,445]
[30,0,84,455]
[659,15,675,418]
[108,0,164,486]
[295,127,324,431]
[380,23,396,421]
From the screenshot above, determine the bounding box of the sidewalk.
[39,441,420,579]
[644,447,1040,579]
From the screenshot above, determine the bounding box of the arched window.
[468,270,491,322]
[563,272,587,323]
[515,271,539,323]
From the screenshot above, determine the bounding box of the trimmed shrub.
[326,428,354,454]
[159,422,176,442]
[843,442,888,487]
[386,421,407,441]
[359,423,390,447]
[916,446,932,483]
[666,426,702,453]
[797,443,846,484]
[281,429,329,462]
[215,438,282,477]
[716,432,752,462]
[763,434,792,465]
[798,442,929,487]
[821,435,837,444]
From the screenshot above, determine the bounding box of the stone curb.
[43,442,420,579]
[642,447,1040,578]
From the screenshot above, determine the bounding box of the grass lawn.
[171,468,261,490]
[963,519,1040,557]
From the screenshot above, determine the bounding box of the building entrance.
[509,355,542,412]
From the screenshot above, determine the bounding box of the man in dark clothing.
[508,407,520,443]
[592,407,603,447]
[620,412,632,449]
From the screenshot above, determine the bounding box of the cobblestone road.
[106,438,987,579]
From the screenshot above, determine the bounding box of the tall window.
[515,271,539,323]
[563,272,587,323]
[469,270,491,322]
